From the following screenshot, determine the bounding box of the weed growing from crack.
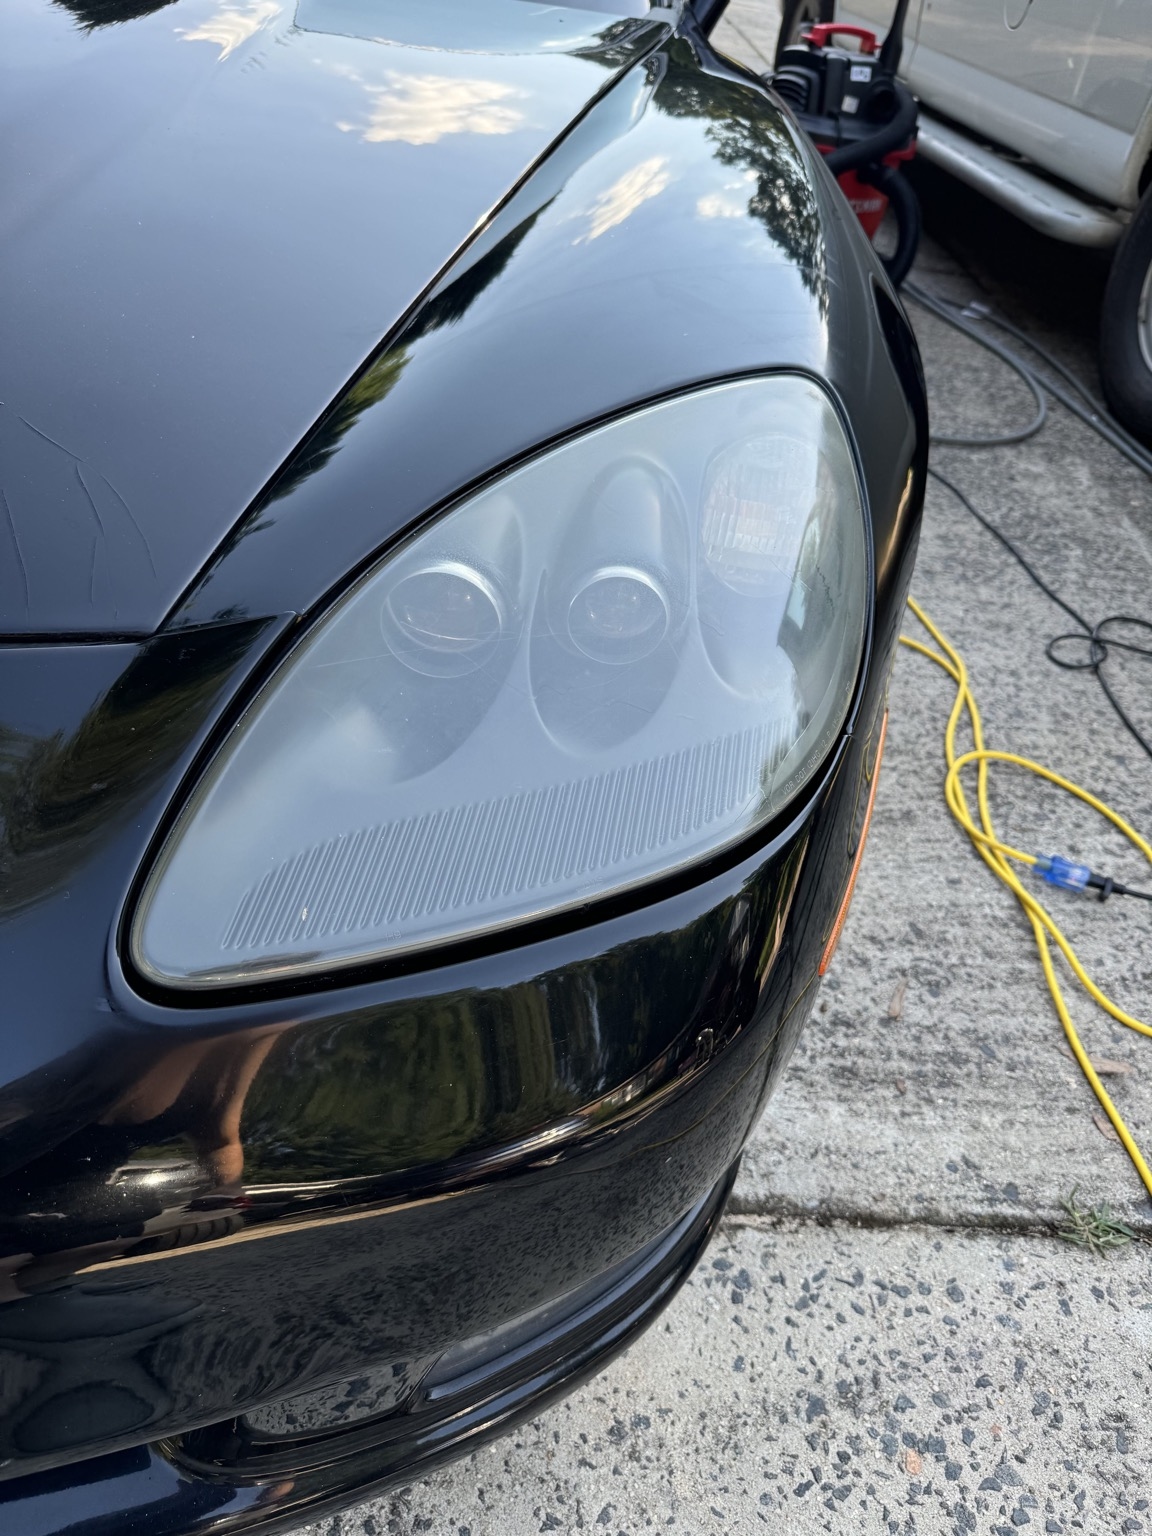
[1057,1188,1136,1255]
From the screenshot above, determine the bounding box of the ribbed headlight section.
[132,377,867,988]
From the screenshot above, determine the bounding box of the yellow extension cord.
[899,597,1152,1201]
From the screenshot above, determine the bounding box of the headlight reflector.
[132,376,867,988]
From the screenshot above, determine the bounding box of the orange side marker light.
[819,709,889,976]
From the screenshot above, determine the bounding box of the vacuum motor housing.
[771,24,916,238]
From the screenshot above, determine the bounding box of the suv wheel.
[1100,187,1152,446]
[774,0,834,66]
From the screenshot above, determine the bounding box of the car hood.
[0,0,666,636]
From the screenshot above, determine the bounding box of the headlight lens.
[132,376,867,989]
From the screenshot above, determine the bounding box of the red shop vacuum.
[768,0,921,285]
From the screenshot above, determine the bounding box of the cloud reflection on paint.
[177,0,281,59]
[336,73,526,146]
[576,155,670,242]
[696,170,757,220]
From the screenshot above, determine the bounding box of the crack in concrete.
[724,1194,1152,1243]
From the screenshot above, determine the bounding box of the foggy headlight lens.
[567,567,669,664]
[132,376,867,988]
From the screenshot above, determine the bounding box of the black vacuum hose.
[861,161,920,287]
[823,79,917,175]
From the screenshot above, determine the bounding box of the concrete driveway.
[298,9,1152,1532]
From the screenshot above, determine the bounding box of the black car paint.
[0,0,666,636]
[5,1176,736,1536]
[0,0,927,1528]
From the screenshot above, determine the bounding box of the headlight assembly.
[131,376,867,989]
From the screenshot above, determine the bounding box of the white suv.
[777,0,1152,440]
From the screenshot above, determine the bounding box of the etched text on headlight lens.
[132,377,867,988]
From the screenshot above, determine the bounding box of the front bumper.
[1,1170,733,1536]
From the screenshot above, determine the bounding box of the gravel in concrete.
[302,1222,1152,1535]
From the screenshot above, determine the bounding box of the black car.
[0,0,926,1529]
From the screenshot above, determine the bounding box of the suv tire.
[1100,186,1152,446]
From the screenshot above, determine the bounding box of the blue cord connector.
[1033,854,1092,892]
[1032,855,1151,902]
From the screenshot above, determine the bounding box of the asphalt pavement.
[298,10,1152,1532]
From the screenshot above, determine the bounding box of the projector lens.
[567,567,669,664]
[384,562,503,676]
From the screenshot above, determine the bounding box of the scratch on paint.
[0,487,30,607]
[99,471,157,577]
[77,466,112,610]
[15,412,159,584]
[75,462,108,538]
[18,415,75,457]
